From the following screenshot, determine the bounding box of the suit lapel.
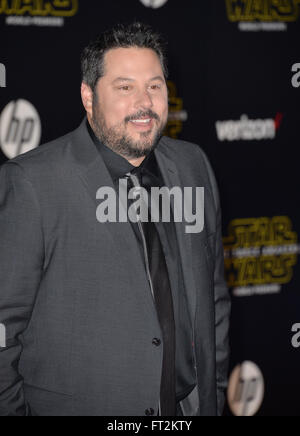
[154,141,197,327]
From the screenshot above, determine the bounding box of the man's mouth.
[129,118,153,129]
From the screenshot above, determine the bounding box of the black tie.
[126,170,176,416]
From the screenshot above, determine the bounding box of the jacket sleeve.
[201,150,231,416]
[0,162,44,416]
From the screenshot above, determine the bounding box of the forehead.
[103,47,164,79]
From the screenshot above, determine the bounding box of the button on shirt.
[86,121,196,409]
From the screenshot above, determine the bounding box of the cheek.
[106,98,131,126]
[156,97,169,121]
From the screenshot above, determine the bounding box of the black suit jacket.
[0,119,231,416]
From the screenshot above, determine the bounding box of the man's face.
[85,47,169,160]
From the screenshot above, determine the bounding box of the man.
[0,22,230,416]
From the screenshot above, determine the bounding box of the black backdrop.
[1,0,300,416]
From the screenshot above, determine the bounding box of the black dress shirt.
[86,121,196,410]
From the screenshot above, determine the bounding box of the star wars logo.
[0,0,78,16]
[226,0,300,22]
[223,216,300,297]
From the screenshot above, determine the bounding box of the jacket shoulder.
[160,136,209,168]
[6,130,73,167]
[2,127,79,184]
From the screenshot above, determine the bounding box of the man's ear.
[81,82,93,118]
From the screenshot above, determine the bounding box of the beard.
[91,95,167,160]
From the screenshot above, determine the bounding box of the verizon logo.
[216,113,283,142]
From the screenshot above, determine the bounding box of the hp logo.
[227,361,265,416]
[139,0,168,8]
[0,99,41,159]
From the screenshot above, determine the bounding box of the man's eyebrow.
[112,77,135,84]
[112,76,165,84]
[149,76,165,83]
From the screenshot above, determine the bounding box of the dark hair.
[81,22,168,92]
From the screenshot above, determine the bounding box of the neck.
[128,156,146,167]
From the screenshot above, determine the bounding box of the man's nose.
[134,89,153,109]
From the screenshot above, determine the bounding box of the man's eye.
[119,86,131,91]
[150,85,161,90]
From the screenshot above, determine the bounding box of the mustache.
[125,110,160,123]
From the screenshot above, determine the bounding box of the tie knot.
[128,168,159,191]
[125,171,141,190]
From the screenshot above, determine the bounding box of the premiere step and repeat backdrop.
[1,0,300,416]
